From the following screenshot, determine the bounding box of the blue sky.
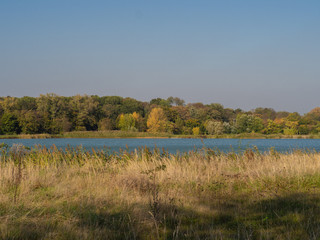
[1,1,320,113]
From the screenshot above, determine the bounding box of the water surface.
[1,138,320,154]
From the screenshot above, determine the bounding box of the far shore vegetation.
[1,143,320,239]
[1,94,320,138]
[1,131,320,139]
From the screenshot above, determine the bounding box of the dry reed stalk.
[1,146,320,239]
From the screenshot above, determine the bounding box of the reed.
[1,144,320,239]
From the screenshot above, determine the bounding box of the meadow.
[1,144,320,239]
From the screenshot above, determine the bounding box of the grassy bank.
[62,131,320,139]
[1,145,320,239]
[0,133,52,139]
[1,130,320,139]
[62,130,177,138]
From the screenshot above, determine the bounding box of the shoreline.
[0,131,319,139]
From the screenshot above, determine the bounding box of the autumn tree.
[1,93,320,136]
[147,108,169,132]
[192,127,200,135]
[306,107,320,121]
[132,112,145,131]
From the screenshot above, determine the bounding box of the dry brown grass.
[1,145,320,239]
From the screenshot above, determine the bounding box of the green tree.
[286,112,301,122]
[19,110,42,134]
[69,95,99,131]
[265,120,282,134]
[207,103,225,121]
[98,118,114,131]
[36,93,71,133]
[298,125,311,135]
[0,97,18,112]
[150,98,171,107]
[187,103,206,120]
[235,114,264,133]
[117,113,136,131]
[167,96,185,106]
[205,120,224,135]
[16,96,37,111]
[121,98,145,116]
[51,117,72,134]
[173,117,184,134]
[0,112,20,134]
[100,104,120,129]
[223,122,232,134]
[172,106,190,120]
[254,108,276,121]
[283,120,298,135]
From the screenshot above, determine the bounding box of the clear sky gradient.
[1,1,320,113]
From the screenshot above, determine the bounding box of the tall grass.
[1,144,320,239]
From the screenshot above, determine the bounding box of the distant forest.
[0,94,319,135]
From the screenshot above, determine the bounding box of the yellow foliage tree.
[132,112,145,131]
[192,127,200,135]
[132,112,140,122]
[147,108,168,132]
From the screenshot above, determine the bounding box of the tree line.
[0,93,320,135]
